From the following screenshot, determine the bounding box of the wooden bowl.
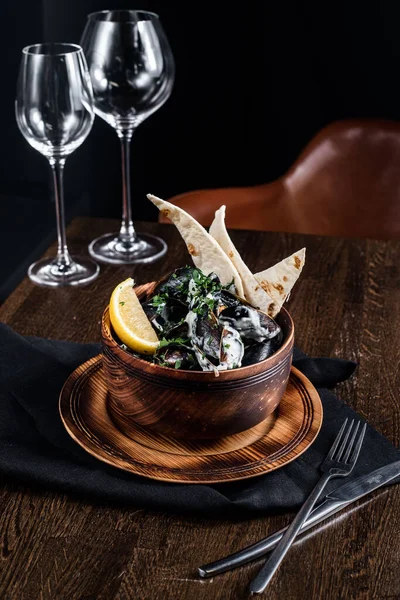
[101,282,294,440]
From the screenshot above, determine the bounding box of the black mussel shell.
[142,300,158,322]
[164,320,189,339]
[143,300,187,335]
[242,341,274,366]
[152,267,194,302]
[194,313,222,363]
[219,304,281,343]
[155,346,198,370]
[241,331,283,366]
[208,272,221,285]
[219,289,242,310]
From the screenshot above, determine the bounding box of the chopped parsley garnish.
[158,336,189,349]
[119,301,125,306]
[187,269,223,316]
[157,359,170,367]
[151,294,167,307]
[128,265,282,373]
[149,293,168,315]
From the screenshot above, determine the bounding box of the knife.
[198,460,400,578]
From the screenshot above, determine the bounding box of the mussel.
[142,299,187,336]
[218,304,281,343]
[220,324,245,369]
[186,310,222,364]
[154,346,198,370]
[152,266,194,302]
[219,289,242,309]
[241,330,283,366]
[216,290,240,315]
[185,310,245,371]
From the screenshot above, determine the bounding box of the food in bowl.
[108,195,305,377]
[101,298,294,439]
[135,266,283,371]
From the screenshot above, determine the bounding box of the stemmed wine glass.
[15,43,99,286]
[81,10,175,264]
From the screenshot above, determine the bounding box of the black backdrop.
[1,1,400,298]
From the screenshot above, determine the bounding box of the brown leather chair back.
[161,119,400,239]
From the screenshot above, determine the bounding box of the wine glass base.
[28,256,100,287]
[88,232,167,265]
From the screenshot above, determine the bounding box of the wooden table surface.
[0,217,399,600]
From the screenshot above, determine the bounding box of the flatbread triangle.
[147,194,244,296]
[209,205,276,315]
[254,248,305,313]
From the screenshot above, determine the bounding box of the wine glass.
[15,43,99,287]
[81,9,175,264]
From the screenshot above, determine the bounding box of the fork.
[249,418,367,595]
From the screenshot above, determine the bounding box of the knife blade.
[198,460,400,578]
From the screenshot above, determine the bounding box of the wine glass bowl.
[85,10,174,133]
[16,43,94,159]
[15,43,99,287]
[81,10,175,264]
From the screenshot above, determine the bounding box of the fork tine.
[335,420,354,461]
[343,421,360,463]
[347,423,367,466]
[326,418,348,461]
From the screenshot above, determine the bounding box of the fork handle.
[250,472,332,595]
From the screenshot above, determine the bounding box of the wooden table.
[0,218,399,600]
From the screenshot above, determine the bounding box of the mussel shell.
[242,342,273,366]
[216,290,242,314]
[241,329,283,366]
[219,304,281,342]
[155,346,198,370]
[220,289,243,308]
[143,300,187,335]
[164,320,189,339]
[142,301,158,322]
[152,267,195,302]
[194,312,222,363]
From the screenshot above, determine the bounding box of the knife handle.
[198,528,287,578]
[198,499,345,578]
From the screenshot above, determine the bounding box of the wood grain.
[59,357,322,483]
[0,217,399,600]
[102,286,294,440]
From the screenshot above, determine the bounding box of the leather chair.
[161,119,400,240]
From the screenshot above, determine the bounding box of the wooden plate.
[59,355,323,484]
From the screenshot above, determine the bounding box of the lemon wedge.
[109,278,159,354]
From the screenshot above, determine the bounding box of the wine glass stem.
[49,157,72,268]
[119,132,137,244]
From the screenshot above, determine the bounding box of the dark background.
[1,1,400,299]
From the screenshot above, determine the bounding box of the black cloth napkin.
[0,322,399,517]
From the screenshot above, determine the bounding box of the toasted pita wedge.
[254,248,306,315]
[209,205,276,315]
[147,194,244,296]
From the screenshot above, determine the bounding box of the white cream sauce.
[220,307,275,343]
[185,311,244,373]
[219,324,244,370]
[187,279,200,309]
